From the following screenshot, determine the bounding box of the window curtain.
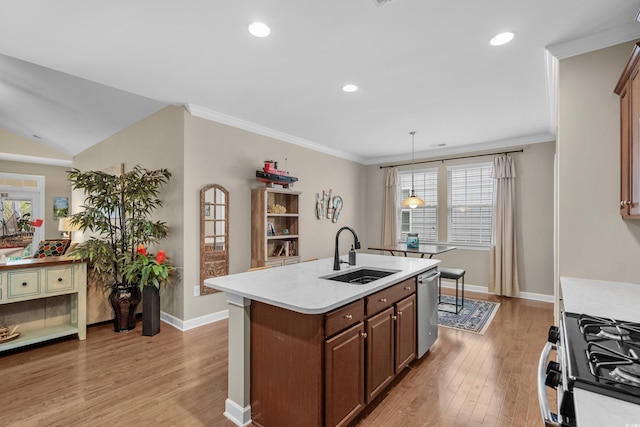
[489,155,520,297]
[382,167,398,245]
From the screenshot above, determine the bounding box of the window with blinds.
[447,163,494,246]
[398,168,437,242]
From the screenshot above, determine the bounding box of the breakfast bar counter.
[206,253,439,314]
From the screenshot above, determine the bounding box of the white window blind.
[447,163,494,246]
[398,169,437,243]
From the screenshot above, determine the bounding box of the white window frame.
[447,162,493,248]
[397,168,438,243]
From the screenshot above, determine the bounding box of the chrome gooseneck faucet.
[333,226,361,270]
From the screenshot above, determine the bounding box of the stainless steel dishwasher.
[417,267,440,358]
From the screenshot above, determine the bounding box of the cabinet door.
[365,306,395,403]
[395,294,416,373]
[631,67,640,216]
[621,84,632,216]
[325,322,365,427]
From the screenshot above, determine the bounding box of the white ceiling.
[1,1,640,165]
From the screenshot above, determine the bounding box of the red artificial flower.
[137,244,147,256]
[156,250,166,265]
[29,219,44,227]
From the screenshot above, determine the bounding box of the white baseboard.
[224,398,252,427]
[439,280,554,303]
[160,309,229,331]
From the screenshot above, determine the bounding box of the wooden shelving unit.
[251,188,301,268]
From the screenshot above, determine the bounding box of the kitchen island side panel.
[250,301,324,427]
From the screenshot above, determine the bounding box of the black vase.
[142,285,161,336]
[109,285,141,332]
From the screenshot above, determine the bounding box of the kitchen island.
[205,253,439,427]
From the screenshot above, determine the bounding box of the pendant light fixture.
[401,131,426,209]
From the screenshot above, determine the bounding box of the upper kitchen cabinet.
[251,188,301,268]
[615,42,640,218]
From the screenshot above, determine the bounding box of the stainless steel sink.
[321,267,399,285]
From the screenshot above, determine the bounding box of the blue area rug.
[438,296,500,335]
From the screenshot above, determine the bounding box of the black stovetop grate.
[563,312,640,405]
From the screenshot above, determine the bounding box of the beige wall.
[557,41,640,284]
[68,105,366,323]
[72,106,185,318]
[183,113,367,320]
[365,140,556,297]
[0,128,72,161]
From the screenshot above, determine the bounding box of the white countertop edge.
[206,254,440,314]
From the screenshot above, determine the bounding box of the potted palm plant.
[67,165,173,332]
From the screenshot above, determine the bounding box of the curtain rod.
[379,149,524,169]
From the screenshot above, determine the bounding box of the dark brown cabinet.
[365,306,395,403]
[395,294,417,373]
[324,322,365,427]
[250,277,418,427]
[615,42,640,218]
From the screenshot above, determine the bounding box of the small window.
[398,168,437,243]
[447,163,494,246]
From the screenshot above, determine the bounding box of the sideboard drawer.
[8,271,41,299]
[46,266,74,293]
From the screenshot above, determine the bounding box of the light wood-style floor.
[1,290,554,427]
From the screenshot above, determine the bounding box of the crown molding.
[185,104,365,164]
[546,22,640,60]
[366,133,555,166]
[0,152,72,167]
[544,49,559,139]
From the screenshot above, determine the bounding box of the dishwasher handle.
[418,268,439,281]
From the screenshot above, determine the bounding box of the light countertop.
[560,276,640,322]
[205,253,440,314]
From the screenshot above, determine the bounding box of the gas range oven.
[538,311,640,426]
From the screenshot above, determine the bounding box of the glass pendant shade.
[401,131,426,209]
[401,190,425,209]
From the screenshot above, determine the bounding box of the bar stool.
[438,267,465,314]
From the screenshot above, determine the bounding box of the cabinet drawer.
[325,299,365,337]
[46,266,74,293]
[365,278,416,316]
[8,270,41,299]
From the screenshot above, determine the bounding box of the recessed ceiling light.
[342,84,358,93]
[249,22,270,38]
[489,31,514,46]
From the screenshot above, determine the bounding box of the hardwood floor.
[1,291,554,427]
[353,291,555,427]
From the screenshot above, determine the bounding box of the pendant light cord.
[410,131,416,194]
